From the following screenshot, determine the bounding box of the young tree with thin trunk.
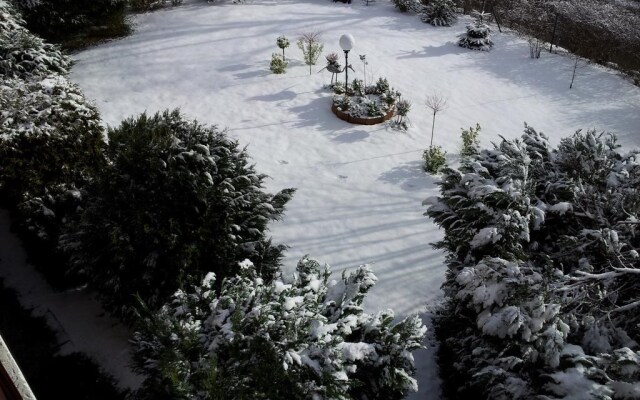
[425,94,447,147]
[297,32,324,76]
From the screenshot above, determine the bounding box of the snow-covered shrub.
[132,257,426,400]
[332,81,346,95]
[426,125,640,399]
[423,145,446,173]
[375,77,390,93]
[15,0,129,48]
[391,98,411,131]
[460,122,481,158]
[0,75,104,240]
[269,53,287,74]
[391,0,422,13]
[458,19,493,51]
[60,110,295,314]
[351,78,364,96]
[420,0,457,27]
[0,2,70,79]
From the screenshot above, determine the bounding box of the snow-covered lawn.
[66,0,640,396]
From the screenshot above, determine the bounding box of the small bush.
[423,145,447,173]
[460,123,481,158]
[132,257,426,400]
[391,98,411,131]
[270,53,287,74]
[392,0,422,12]
[375,77,390,94]
[420,0,457,26]
[335,94,351,111]
[59,110,295,314]
[332,81,346,95]
[366,99,383,117]
[351,78,364,96]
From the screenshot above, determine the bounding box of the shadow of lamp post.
[339,34,355,88]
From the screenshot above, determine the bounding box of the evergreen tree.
[132,257,426,400]
[14,0,129,48]
[458,12,494,51]
[60,110,295,314]
[426,125,640,399]
[1,1,104,252]
[0,3,70,79]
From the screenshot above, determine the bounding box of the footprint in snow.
[278,160,289,165]
[338,175,348,180]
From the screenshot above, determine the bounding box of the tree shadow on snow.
[378,160,438,192]
[466,34,640,144]
[397,42,466,59]
[331,130,370,143]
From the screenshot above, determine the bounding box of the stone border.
[331,103,395,125]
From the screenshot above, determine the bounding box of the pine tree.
[132,257,426,400]
[458,12,494,51]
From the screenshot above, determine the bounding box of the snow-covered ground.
[14,0,635,396]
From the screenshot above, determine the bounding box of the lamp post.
[339,34,355,88]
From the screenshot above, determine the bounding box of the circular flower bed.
[330,77,399,125]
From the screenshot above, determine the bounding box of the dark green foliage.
[392,0,421,12]
[132,258,425,400]
[0,279,126,400]
[460,123,481,158]
[0,77,105,201]
[0,3,70,79]
[0,77,105,246]
[458,19,493,51]
[270,53,287,74]
[60,110,295,314]
[14,0,130,49]
[420,0,457,26]
[129,0,183,12]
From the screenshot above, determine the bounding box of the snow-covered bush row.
[132,257,426,400]
[0,1,69,79]
[60,110,295,314]
[13,0,129,48]
[426,126,640,399]
[1,2,105,252]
